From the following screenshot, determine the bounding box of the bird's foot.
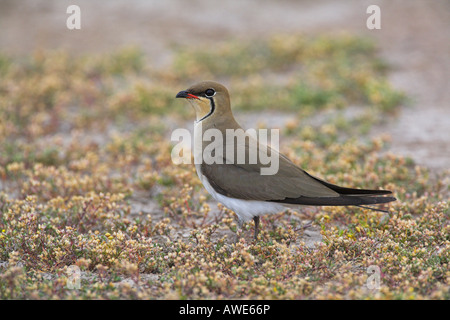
[253,216,260,241]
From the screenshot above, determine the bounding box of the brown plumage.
[176,81,396,238]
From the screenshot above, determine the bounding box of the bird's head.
[176,81,232,122]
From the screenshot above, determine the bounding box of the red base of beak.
[176,90,199,100]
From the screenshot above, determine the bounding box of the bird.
[176,80,396,239]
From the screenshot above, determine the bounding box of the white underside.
[196,165,287,223]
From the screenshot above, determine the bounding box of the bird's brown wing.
[200,139,395,205]
[200,141,340,201]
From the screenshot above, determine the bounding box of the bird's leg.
[253,216,260,240]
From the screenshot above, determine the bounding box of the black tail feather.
[270,170,396,207]
[303,170,393,196]
[271,194,396,206]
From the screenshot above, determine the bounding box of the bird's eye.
[205,88,216,98]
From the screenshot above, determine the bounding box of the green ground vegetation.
[0,34,448,299]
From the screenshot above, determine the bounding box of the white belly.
[196,165,286,223]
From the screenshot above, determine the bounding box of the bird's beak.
[176,90,199,100]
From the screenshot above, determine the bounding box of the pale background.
[1,0,449,171]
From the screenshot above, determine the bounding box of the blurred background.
[0,0,449,300]
[1,0,448,171]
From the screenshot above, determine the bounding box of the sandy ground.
[1,0,448,172]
